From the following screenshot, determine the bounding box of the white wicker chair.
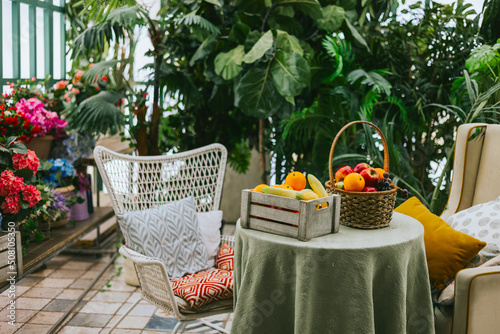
[93,144,234,334]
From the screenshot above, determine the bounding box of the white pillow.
[197,211,223,268]
[447,196,500,247]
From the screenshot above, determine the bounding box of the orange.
[285,171,307,190]
[343,173,365,191]
[375,168,386,180]
[273,184,293,190]
[252,184,269,192]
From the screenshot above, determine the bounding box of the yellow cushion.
[395,197,486,290]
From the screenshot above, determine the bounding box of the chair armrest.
[221,234,235,249]
[119,246,182,318]
[452,265,500,334]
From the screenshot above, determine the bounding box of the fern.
[175,14,220,34]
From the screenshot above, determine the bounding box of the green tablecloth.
[233,212,435,334]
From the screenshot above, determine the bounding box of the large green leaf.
[234,66,284,118]
[465,44,500,73]
[243,30,274,64]
[190,34,218,66]
[229,22,251,44]
[271,51,311,97]
[276,30,303,56]
[277,0,322,20]
[345,19,370,52]
[214,45,246,80]
[317,5,345,32]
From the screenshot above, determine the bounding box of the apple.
[353,162,371,174]
[362,186,378,192]
[360,168,380,186]
[335,166,354,183]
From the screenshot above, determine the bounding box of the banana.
[263,187,304,200]
[307,174,328,198]
[298,189,319,201]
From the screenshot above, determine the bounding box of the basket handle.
[328,121,390,185]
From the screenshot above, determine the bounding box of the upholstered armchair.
[436,123,500,334]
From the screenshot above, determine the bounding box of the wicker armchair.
[93,144,234,334]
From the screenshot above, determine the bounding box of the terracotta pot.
[25,135,54,159]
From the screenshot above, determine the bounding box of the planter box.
[240,190,341,241]
[0,231,23,283]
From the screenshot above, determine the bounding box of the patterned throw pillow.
[447,196,500,247]
[216,243,234,271]
[117,196,208,279]
[170,269,233,308]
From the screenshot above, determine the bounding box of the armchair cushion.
[170,269,233,309]
[395,197,486,289]
[117,196,209,279]
[446,196,500,247]
[197,210,223,268]
[216,243,234,271]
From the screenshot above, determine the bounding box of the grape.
[383,172,390,179]
[401,189,408,199]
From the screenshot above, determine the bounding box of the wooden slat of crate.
[247,217,298,238]
[249,191,300,211]
[249,204,299,225]
[0,231,23,282]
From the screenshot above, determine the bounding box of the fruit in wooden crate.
[335,166,354,183]
[263,187,304,200]
[360,168,380,186]
[252,184,269,192]
[273,184,293,190]
[353,162,371,174]
[307,174,328,198]
[343,173,365,191]
[298,189,319,201]
[285,172,307,190]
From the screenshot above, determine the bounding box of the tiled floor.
[0,223,235,333]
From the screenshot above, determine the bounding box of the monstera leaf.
[234,67,285,119]
[271,51,311,97]
[277,0,322,20]
[214,45,246,80]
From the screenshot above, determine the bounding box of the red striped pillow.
[216,243,234,271]
[170,269,233,308]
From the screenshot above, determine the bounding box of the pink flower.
[12,150,40,175]
[32,77,36,81]
[54,80,68,90]
[1,195,21,214]
[22,185,41,207]
[16,98,68,138]
[0,171,24,197]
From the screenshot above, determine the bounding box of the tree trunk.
[134,104,148,156]
[149,54,162,155]
[259,119,266,184]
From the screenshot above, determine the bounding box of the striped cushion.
[170,269,233,308]
[216,243,234,271]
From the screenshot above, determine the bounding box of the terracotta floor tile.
[102,329,142,334]
[22,287,63,299]
[69,279,95,290]
[0,286,30,297]
[58,326,102,334]
[79,301,122,315]
[60,261,95,271]
[105,281,136,292]
[0,322,23,334]
[36,277,75,289]
[116,303,133,316]
[91,291,131,303]
[15,323,52,334]
[115,315,151,329]
[56,289,85,300]
[29,268,55,277]
[129,304,157,317]
[81,270,101,280]
[126,292,141,304]
[15,297,52,310]
[67,313,113,327]
[17,276,43,287]
[43,299,84,312]
[0,308,36,323]
[0,296,10,308]
[83,290,97,301]
[28,311,65,325]
[50,269,87,279]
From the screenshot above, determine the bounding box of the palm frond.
[175,13,220,34]
[346,69,392,96]
[67,91,125,136]
[81,59,132,82]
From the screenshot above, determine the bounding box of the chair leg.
[172,321,184,334]
[200,318,231,334]
[109,297,141,333]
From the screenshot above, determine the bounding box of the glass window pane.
[36,7,45,79]
[53,0,62,6]
[20,4,30,78]
[53,11,62,79]
[2,0,13,78]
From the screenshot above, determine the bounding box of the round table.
[232,212,435,334]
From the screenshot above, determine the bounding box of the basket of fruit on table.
[240,172,340,241]
[325,121,407,229]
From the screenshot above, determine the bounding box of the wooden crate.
[0,231,23,283]
[240,190,340,241]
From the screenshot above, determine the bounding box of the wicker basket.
[325,121,397,229]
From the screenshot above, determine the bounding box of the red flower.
[22,185,41,207]
[5,116,19,126]
[31,126,41,134]
[12,150,39,175]
[1,195,21,214]
[102,75,108,81]
[0,171,24,197]
[18,135,28,142]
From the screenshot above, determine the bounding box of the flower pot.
[50,218,68,228]
[69,189,89,221]
[25,135,54,159]
[50,185,75,228]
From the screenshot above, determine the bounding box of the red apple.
[362,186,378,192]
[360,168,380,186]
[335,166,354,183]
[353,162,371,174]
